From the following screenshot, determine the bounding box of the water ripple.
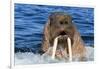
[15,3,94,53]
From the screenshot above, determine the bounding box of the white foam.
[85,46,94,61]
[15,46,94,65]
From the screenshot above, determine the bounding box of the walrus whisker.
[51,36,72,62]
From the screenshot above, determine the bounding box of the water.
[14,3,94,64]
[15,47,94,65]
[15,3,94,53]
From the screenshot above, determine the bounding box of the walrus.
[41,12,86,61]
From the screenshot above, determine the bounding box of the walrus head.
[48,12,75,48]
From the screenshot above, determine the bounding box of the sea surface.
[15,3,94,53]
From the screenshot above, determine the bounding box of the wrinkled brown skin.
[42,12,86,61]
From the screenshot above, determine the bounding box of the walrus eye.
[65,21,68,24]
[60,21,68,25]
[60,21,63,24]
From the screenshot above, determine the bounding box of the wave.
[15,46,94,65]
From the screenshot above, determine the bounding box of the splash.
[15,46,94,65]
[15,34,94,65]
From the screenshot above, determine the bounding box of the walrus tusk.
[67,37,72,61]
[52,36,72,62]
[51,36,59,59]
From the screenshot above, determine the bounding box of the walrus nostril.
[59,31,66,35]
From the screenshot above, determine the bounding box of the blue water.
[14,3,94,53]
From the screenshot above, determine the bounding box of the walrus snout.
[56,31,68,42]
[58,31,71,40]
[57,32,73,48]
